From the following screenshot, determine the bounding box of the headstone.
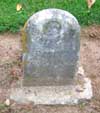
[23,8,80,86]
[10,9,93,105]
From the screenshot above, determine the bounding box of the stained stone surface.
[23,8,80,86]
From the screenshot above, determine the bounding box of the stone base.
[10,67,93,105]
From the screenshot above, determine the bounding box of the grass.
[0,0,100,32]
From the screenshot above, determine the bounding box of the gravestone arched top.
[24,8,80,52]
[26,8,80,31]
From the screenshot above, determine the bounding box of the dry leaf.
[86,0,96,9]
[5,99,10,106]
[16,3,22,11]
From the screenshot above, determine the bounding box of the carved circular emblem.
[43,20,61,39]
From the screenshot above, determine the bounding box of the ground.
[0,25,100,113]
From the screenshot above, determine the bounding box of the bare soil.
[0,25,100,113]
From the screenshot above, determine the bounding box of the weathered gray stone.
[23,8,80,86]
[10,66,93,105]
[10,9,93,105]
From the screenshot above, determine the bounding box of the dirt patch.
[0,25,100,113]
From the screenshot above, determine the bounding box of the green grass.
[0,0,100,32]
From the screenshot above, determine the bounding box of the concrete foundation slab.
[10,67,93,105]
